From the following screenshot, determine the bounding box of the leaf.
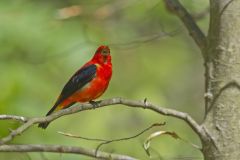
[143,131,180,157]
[143,130,201,157]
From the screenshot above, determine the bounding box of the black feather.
[54,64,97,108]
[38,64,97,129]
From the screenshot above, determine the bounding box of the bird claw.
[89,100,99,109]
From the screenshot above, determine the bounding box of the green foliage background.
[0,0,208,159]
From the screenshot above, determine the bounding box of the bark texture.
[203,0,240,159]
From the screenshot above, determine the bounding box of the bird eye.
[102,49,108,55]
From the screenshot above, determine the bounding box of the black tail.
[38,102,76,129]
[38,103,58,129]
[38,121,50,129]
[38,110,54,129]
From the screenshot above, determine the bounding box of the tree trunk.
[202,0,240,159]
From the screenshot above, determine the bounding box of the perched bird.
[38,45,112,129]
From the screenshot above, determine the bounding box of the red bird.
[38,45,112,129]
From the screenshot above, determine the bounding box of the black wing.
[47,64,97,115]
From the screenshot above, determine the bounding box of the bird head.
[93,45,111,64]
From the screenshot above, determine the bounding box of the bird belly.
[72,77,109,102]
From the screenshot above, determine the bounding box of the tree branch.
[0,144,137,160]
[0,115,28,123]
[163,0,207,54]
[0,98,206,145]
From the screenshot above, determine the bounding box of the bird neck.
[92,53,111,66]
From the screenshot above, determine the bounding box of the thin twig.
[58,123,165,142]
[0,144,137,160]
[58,131,106,142]
[95,123,166,155]
[33,29,177,64]
[0,98,206,145]
[164,0,207,55]
[59,122,166,155]
[0,115,28,123]
[109,30,179,49]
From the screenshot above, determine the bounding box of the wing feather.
[46,64,97,115]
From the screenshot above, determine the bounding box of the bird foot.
[89,100,100,109]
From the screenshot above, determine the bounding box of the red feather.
[60,46,112,107]
[38,45,112,129]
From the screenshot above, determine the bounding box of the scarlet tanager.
[38,45,112,129]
